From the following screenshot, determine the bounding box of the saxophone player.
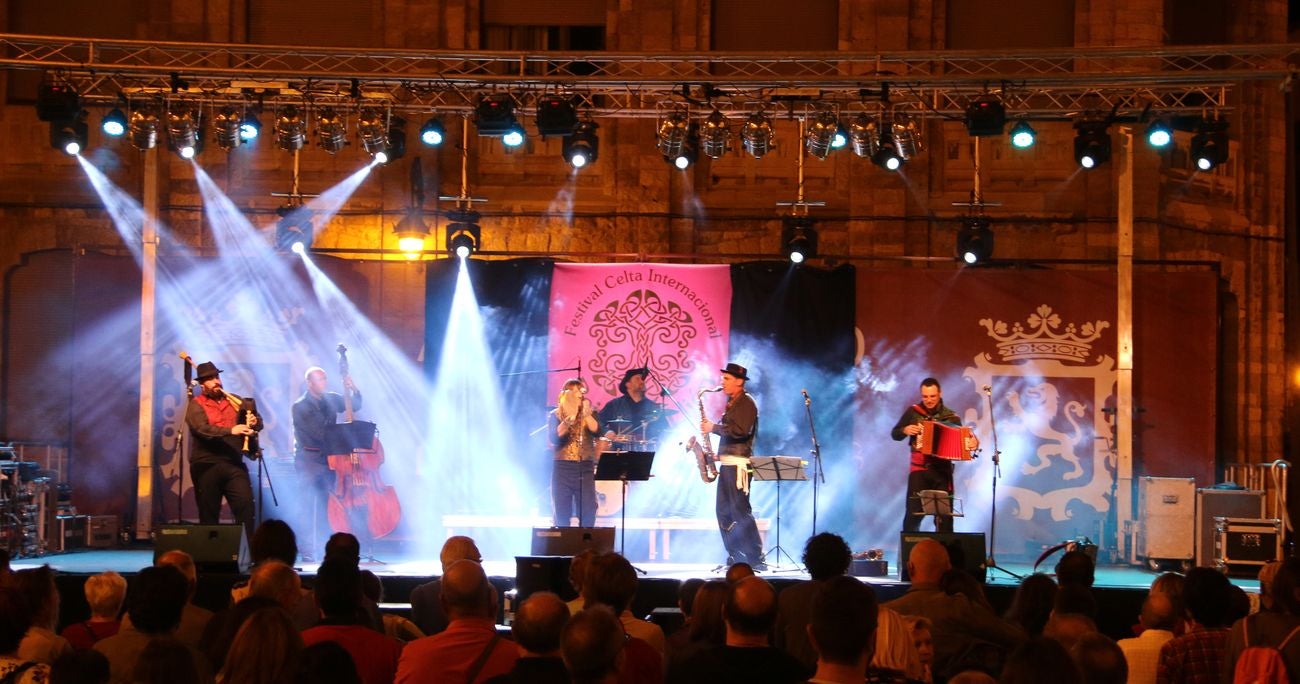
[700,363,765,569]
[551,378,599,527]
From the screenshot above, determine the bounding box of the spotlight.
[101,108,127,137]
[290,241,306,255]
[848,113,874,158]
[129,106,160,150]
[166,104,200,159]
[1009,119,1036,149]
[870,127,904,171]
[890,113,923,161]
[275,106,307,152]
[358,107,388,159]
[36,80,80,122]
[805,107,839,160]
[700,110,730,159]
[212,106,243,151]
[239,112,261,142]
[445,208,482,258]
[535,95,579,137]
[742,110,774,159]
[419,117,445,146]
[1189,118,1228,171]
[562,120,599,169]
[964,94,1006,137]
[475,94,522,143]
[666,126,698,169]
[1146,118,1172,148]
[274,207,313,253]
[956,216,994,265]
[830,125,848,150]
[314,108,348,154]
[1073,120,1111,169]
[50,116,88,156]
[657,107,690,159]
[782,217,818,264]
[393,210,428,257]
[383,117,407,163]
[501,121,525,148]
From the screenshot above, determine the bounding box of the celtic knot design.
[588,288,698,396]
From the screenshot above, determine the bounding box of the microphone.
[801,389,811,405]
[982,384,992,394]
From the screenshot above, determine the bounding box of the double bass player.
[292,365,361,555]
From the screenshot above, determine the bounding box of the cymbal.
[604,417,632,424]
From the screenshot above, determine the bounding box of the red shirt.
[60,620,120,650]
[396,617,518,684]
[195,393,238,428]
[302,623,404,684]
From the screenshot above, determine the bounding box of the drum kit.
[594,412,672,516]
[1,458,54,558]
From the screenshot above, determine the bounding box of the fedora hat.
[195,361,223,380]
[618,367,649,395]
[720,362,748,381]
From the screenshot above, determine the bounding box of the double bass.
[325,344,402,538]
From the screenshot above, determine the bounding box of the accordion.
[915,421,974,461]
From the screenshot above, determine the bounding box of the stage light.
[965,94,1006,137]
[393,210,428,257]
[129,106,160,150]
[101,108,127,137]
[239,112,261,142]
[889,114,922,162]
[50,116,88,156]
[1189,118,1228,171]
[358,107,389,160]
[420,117,445,146]
[212,106,243,151]
[848,113,874,157]
[535,95,578,137]
[870,125,904,171]
[382,116,407,163]
[805,107,839,160]
[274,206,313,253]
[562,120,599,169]
[314,108,348,154]
[36,80,80,122]
[275,106,307,152]
[700,110,730,159]
[1146,119,1172,148]
[167,104,200,159]
[830,125,847,150]
[290,240,306,255]
[782,216,818,264]
[501,122,525,148]
[445,208,482,259]
[742,110,774,159]
[667,126,698,169]
[657,107,690,159]
[475,94,522,144]
[1009,119,1036,149]
[956,216,994,265]
[1073,120,1111,169]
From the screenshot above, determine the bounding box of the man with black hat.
[598,367,664,443]
[701,362,764,569]
[185,361,261,537]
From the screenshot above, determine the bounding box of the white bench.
[441,514,769,561]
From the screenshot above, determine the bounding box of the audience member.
[324,532,362,566]
[396,558,517,684]
[666,578,705,651]
[49,648,110,684]
[725,562,755,584]
[1139,572,1186,637]
[245,558,318,631]
[9,566,72,664]
[885,540,1024,681]
[1221,555,1300,680]
[297,641,363,684]
[301,559,404,684]
[1053,582,1099,621]
[870,605,924,681]
[217,605,303,684]
[360,570,424,642]
[93,564,192,684]
[903,616,934,683]
[1258,560,1284,613]
[1070,632,1126,684]
[582,553,666,657]
[130,637,206,684]
[1116,592,1177,684]
[0,585,50,683]
[149,550,215,647]
[804,575,879,684]
[671,576,808,683]
[1155,566,1234,683]
[1002,573,1057,637]
[946,671,995,684]
[1226,584,1251,624]
[200,595,280,673]
[1043,612,1098,652]
[773,532,851,670]
[940,568,993,612]
[667,579,728,673]
[561,606,623,684]
[233,519,301,604]
[409,536,482,635]
[60,571,126,649]
[1055,549,1096,588]
[566,550,595,615]
[483,591,570,684]
[999,636,1083,684]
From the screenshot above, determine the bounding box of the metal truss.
[2,33,1296,119]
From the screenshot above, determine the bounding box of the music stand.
[750,456,807,570]
[594,450,654,558]
[913,489,964,523]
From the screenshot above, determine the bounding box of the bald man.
[670,576,809,683]
[410,536,483,635]
[484,592,569,684]
[885,540,1025,682]
[1116,593,1177,684]
[396,560,518,684]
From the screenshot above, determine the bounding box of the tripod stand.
[982,384,1021,582]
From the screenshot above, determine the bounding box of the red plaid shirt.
[1156,626,1229,684]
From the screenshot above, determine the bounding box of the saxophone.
[686,386,722,483]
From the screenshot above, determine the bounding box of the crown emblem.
[979,305,1108,363]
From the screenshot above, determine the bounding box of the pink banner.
[548,263,732,407]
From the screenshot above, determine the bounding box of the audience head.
[1269,557,1300,615]
[1001,636,1083,684]
[50,649,110,684]
[678,578,705,616]
[9,565,59,630]
[569,549,594,594]
[324,532,361,566]
[1043,612,1098,652]
[131,637,203,684]
[440,536,482,574]
[948,671,997,684]
[1055,549,1096,588]
[83,570,127,620]
[1148,572,1185,621]
[810,576,879,667]
[562,606,624,683]
[314,558,364,621]
[298,641,363,684]
[1259,561,1284,610]
[248,560,303,612]
[250,519,298,566]
[218,606,304,684]
[724,576,779,639]
[906,539,951,584]
[360,570,383,603]
[1226,584,1251,624]
[1183,566,1233,628]
[941,568,992,610]
[871,606,922,677]
[129,564,189,636]
[440,558,496,620]
[802,532,853,582]
[725,562,755,585]
[155,550,199,599]
[0,585,32,655]
[687,580,728,644]
[1138,592,1178,631]
[203,595,279,672]
[582,553,638,613]
[1053,583,1098,620]
[1005,573,1057,637]
[512,591,570,656]
[904,616,934,668]
[1069,632,1126,684]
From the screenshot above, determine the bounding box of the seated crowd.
[0,523,1296,684]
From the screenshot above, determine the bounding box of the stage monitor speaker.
[530,527,615,556]
[154,524,249,573]
[899,532,986,583]
[515,556,577,602]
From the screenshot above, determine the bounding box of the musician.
[185,361,262,538]
[551,378,598,527]
[700,363,764,569]
[890,377,979,534]
[291,366,361,552]
[599,367,664,443]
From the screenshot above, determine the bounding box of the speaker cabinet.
[1196,488,1264,567]
[154,524,249,573]
[899,532,986,582]
[515,556,576,602]
[529,527,615,556]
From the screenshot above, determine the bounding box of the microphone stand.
[802,390,825,537]
[983,384,1021,582]
[177,353,195,524]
